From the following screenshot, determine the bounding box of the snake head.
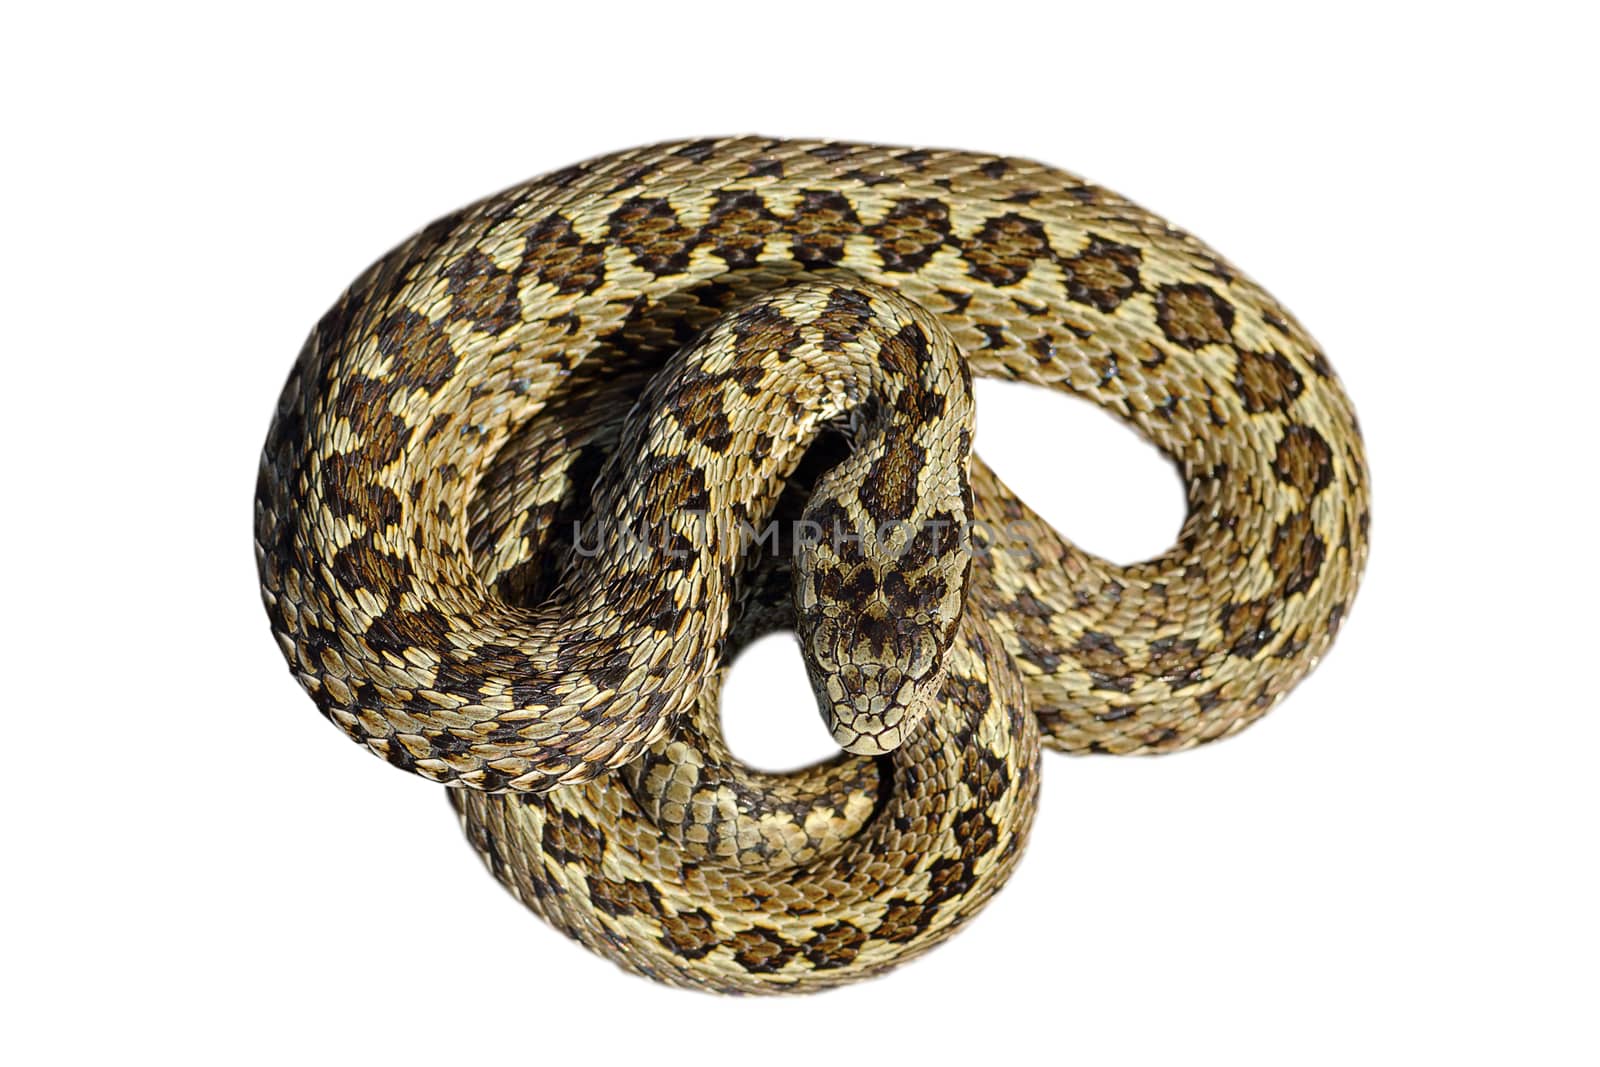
[799,605,947,755]
[794,525,970,756]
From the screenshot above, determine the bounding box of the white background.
[5,3,1595,1064]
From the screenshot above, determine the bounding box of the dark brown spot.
[541,810,606,868]
[1074,631,1133,692]
[443,250,520,334]
[671,370,731,452]
[1146,637,1207,690]
[329,534,409,596]
[704,191,781,269]
[1220,598,1275,659]
[729,928,801,973]
[732,302,805,360]
[1234,348,1305,413]
[1270,510,1326,598]
[923,856,976,906]
[857,437,923,525]
[320,452,405,524]
[1060,234,1143,312]
[952,808,1000,861]
[657,908,720,960]
[522,212,607,295]
[960,744,1011,807]
[587,876,660,918]
[961,212,1052,286]
[1272,425,1334,499]
[866,198,951,272]
[1156,283,1235,349]
[873,899,935,943]
[364,604,452,656]
[810,286,873,351]
[788,190,860,266]
[607,197,699,275]
[801,921,868,969]
[374,310,459,394]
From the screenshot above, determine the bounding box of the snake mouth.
[820,658,946,755]
[803,606,948,755]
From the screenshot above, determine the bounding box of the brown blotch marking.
[329,534,410,597]
[866,198,951,272]
[1155,283,1235,349]
[1270,510,1326,598]
[729,928,801,973]
[670,369,732,452]
[984,590,1065,672]
[374,309,459,394]
[873,899,935,943]
[443,249,521,334]
[881,568,949,616]
[1074,631,1134,692]
[606,196,700,275]
[952,808,1000,861]
[364,603,453,657]
[320,452,404,525]
[801,921,869,969]
[1146,636,1207,690]
[810,286,873,351]
[1220,598,1276,659]
[673,139,718,162]
[807,143,858,162]
[704,191,781,269]
[788,189,861,266]
[522,212,608,295]
[745,155,785,178]
[1060,234,1143,312]
[657,908,720,960]
[586,875,661,918]
[1328,601,1347,639]
[896,505,959,569]
[961,212,1052,286]
[1272,425,1334,499]
[960,746,1011,809]
[540,810,607,868]
[923,856,976,907]
[732,301,805,361]
[857,436,924,525]
[1235,348,1305,413]
[940,669,992,713]
[638,456,709,524]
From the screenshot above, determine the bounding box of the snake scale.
[255,138,1369,993]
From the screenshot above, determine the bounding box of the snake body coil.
[256,138,1369,992]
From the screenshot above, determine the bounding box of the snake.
[255,137,1369,993]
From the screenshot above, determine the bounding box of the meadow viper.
[255,137,1369,992]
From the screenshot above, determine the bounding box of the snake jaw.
[803,606,950,755]
[824,675,944,756]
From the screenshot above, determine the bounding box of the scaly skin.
[255,137,1368,991]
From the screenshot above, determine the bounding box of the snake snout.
[809,608,945,756]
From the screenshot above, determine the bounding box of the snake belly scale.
[255,137,1369,992]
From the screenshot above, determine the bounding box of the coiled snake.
[255,138,1369,992]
